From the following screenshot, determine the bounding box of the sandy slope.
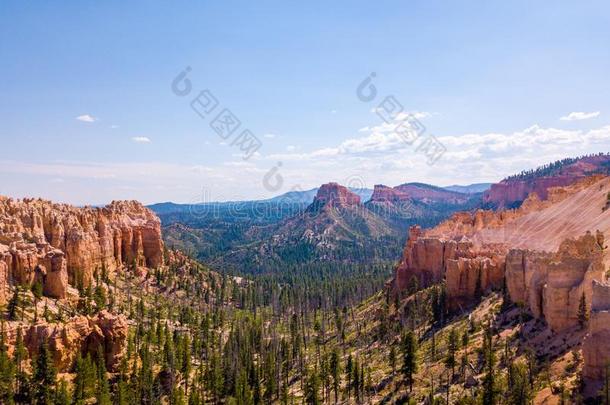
[474,176,610,253]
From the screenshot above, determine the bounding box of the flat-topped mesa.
[583,281,610,386]
[394,183,469,204]
[309,183,361,211]
[0,197,164,303]
[369,184,411,205]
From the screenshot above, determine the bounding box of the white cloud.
[369,109,433,120]
[560,111,600,121]
[330,109,337,114]
[131,136,151,143]
[286,145,297,152]
[110,125,119,129]
[75,114,98,123]
[263,133,277,139]
[265,120,610,194]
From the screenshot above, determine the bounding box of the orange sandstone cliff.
[0,197,164,304]
[0,197,165,371]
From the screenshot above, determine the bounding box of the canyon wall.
[583,280,610,382]
[393,225,504,310]
[505,232,605,332]
[0,197,164,304]
[393,176,610,327]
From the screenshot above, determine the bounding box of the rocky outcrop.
[5,310,128,372]
[506,232,605,332]
[394,226,445,290]
[483,176,582,209]
[483,154,610,208]
[445,250,504,311]
[0,198,164,304]
[583,280,610,382]
[369,185,411,205]
[394,226,504,309]
[310,183,361,210]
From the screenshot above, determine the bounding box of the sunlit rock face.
[483,154,610,208]
[583,281,610,382]
[5,310,128,372]
[506,232,605,332]
[0,197,164,303]
[392,176,610,320]
[310,183,361,211]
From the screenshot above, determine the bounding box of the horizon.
[2,1,610,205]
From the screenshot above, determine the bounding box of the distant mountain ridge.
[148,182,488,211]
[443,183,492,194]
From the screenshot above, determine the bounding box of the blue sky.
[1,0,609,204]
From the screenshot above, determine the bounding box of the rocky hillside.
[390,174,610,397]
[483,153,610,208]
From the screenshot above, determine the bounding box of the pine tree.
[305,368,321,405]
[96,350,112,405]
[31,281,43,322]
[182,334,192,396]
[389,345,397,376]
[7,288,20,321]
[345,354,353,400]
[73,354,97,403]
[401,330,418,392]
[329,348,341,404]
[578,292,589,330]
[55,379,71,405]
[445,329,458,381]
[33,343,57,405]
[94,284,107,312]
[481,325,496,405]
[14,328,29,403]
[508,361,532,405]
[0,326,15,405]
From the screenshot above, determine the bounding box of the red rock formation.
[483,154,610,208]
[392,175,610,318]
[445,248,504,311]
[583,280,610,383]
[5,310,128,372]
[394,225,504,309]
[310,183,361,210]
[369,184,411,205]
[394,226,445,290]
[483,176,581,209]
[505,232,605,332]
[0,197,164,304]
